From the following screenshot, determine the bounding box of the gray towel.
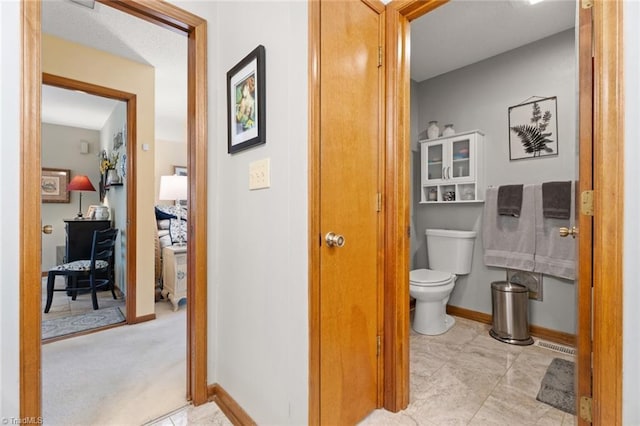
[482,186,536,271]
[497,185,524,217]
[534,183,576,280]
[542,181,572,219]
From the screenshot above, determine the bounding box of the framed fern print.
[508,96,558,161]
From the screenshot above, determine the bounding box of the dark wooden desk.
[64,219,113,292]
[64,219,111,262]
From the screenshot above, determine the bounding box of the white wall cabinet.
[419,130,484,203]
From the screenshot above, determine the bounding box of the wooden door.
[318,1,384,424]
[576,4,593,424]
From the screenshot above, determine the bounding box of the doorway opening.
[20,0,209,419]
[41,79,131,344]
[400,2,580,422]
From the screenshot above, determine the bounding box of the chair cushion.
[50,259,109,272]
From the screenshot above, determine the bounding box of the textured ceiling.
[42,0,187,142]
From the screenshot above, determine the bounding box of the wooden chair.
[44,228,119,313]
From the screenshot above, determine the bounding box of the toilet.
[410,229,477,335]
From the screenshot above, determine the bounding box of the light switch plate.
[249,158,270,190]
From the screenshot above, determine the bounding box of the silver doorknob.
[325,232,345,248]
[559,226,577,238]
[42,224,53,234]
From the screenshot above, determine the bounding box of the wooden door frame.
[576,4,593,425]
[591,1,624,423]
[41,73,138,325]
[384,0,625,423]
[20,0,209,418]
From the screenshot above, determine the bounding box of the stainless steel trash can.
[489,281,534,345]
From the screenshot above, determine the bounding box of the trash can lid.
[491,281,528,293]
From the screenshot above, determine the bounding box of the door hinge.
[580,396,593,423]
[581,190,594,216]
[378,46,383,67]
[376,193,382,212]
[376,335,381,357]
[581,0,593,9]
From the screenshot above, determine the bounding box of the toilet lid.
[410,269,453,286]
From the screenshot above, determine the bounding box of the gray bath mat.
[536,357,575,414]
[42,307,125,340]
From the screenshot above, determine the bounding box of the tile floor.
[360,316,576,426]
[41,275,126,321]
[149,315,576,426]
[146,404,232,426]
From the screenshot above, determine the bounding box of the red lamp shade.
[67,175,96,192]
[67,175,96,218]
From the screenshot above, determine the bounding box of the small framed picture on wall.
[227,45,266,154]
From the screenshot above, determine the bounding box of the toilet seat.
[410,269,454,287]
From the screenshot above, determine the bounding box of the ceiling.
[411,0,576,82]
[41,0,575,138]
[41,0,187,142]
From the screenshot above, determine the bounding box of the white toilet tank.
[426,229,476,275]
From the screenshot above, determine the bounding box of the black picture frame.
[508,96,559,161]
[227,45,266,154]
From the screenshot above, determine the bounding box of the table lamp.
[67,175,96,218]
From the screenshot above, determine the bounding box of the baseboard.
[129,313,156,324]
[208,383,256,426]
[445,305,576,347]
[446,305,492,325]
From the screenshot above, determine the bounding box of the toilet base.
[412,298,456,335]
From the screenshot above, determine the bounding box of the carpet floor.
[42,306,125,340]
[536,357,576,414]
[42,301,187,425]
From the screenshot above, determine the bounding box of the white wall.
[41,123,102,270]
[623,2,640,423]
[154,139,187,205]
[173,1,309,423]
[0,0,20,418]
[212,2,308,423]
[412,30,577,333]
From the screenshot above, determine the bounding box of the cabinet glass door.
[451,139,470,179]
[427,143,444,181]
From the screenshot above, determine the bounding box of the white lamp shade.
[159,175,188,201]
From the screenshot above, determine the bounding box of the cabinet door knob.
[559,226,577,238]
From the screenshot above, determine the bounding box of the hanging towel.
[534,182,576,280]
[542,181,572,219]
[482,185,536,271]
[497,184,524,217]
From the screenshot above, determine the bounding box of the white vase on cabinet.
[427,121,439,139]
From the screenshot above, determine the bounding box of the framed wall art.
[173,165,187,176]
[508,96,558,161]
[227,45,266,154]
[41,168,70,203]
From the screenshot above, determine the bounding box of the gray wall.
[41,123,102,271]
[100,102,127,294]
[411,29,577,333]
